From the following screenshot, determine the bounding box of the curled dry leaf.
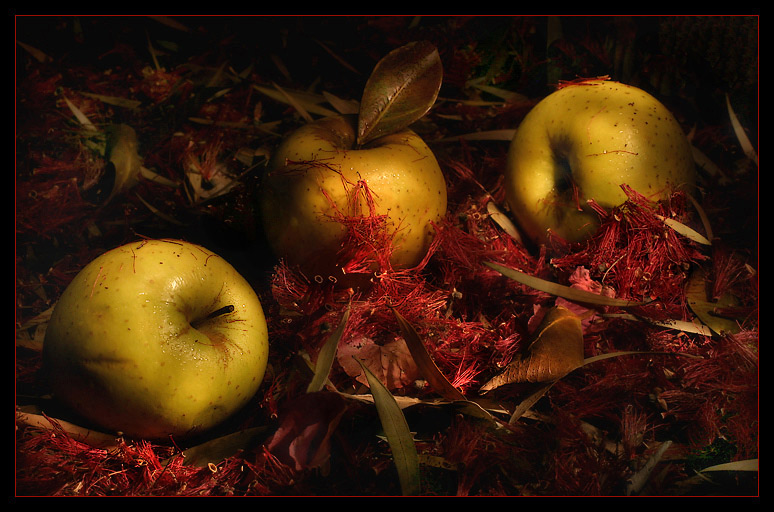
[95,124,177,204]
[480,306,584,391]
[357,40,443,146]
[102,124,143,203]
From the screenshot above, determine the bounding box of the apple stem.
[191,304,235,330]
[205,304,235,319]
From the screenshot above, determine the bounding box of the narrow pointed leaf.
[271,82,313,122]
[80,91,142,109]
[135,193,185,226]
[322,90,360,115]
[307,305,351,393]
[726,94,757,165]
[687,193,715,242]
[487,201,523,242]
[626,441,673,495]
[507,349,702,423]
[582,351,703,367]
[358,41,442,145]
[484,261,650,307]
[438,129,516,142]
[685,267,741,335]
[17,40,51,63]
[139,166,179,188]
[356,358,421,496]
[391,307,465,401]
[509,382,555,424]
[701,458,758,473]
[603,312,714,336]
[64,96,97,131]
[691,144,731,184]
[656,214,711,245]
[469,82,528,103]
[16,411,118,451]
[253,84,338,118]
[181,426,270,467]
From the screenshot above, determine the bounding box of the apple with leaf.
[259,41,447,288]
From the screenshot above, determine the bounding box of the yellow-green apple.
[42,239,269,440]
[259,114,447,287]
[504,79,696,244]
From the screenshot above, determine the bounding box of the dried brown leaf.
[480,306,584,391]
[337,336,419,390]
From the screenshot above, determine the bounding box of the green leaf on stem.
[357,41,443,146]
